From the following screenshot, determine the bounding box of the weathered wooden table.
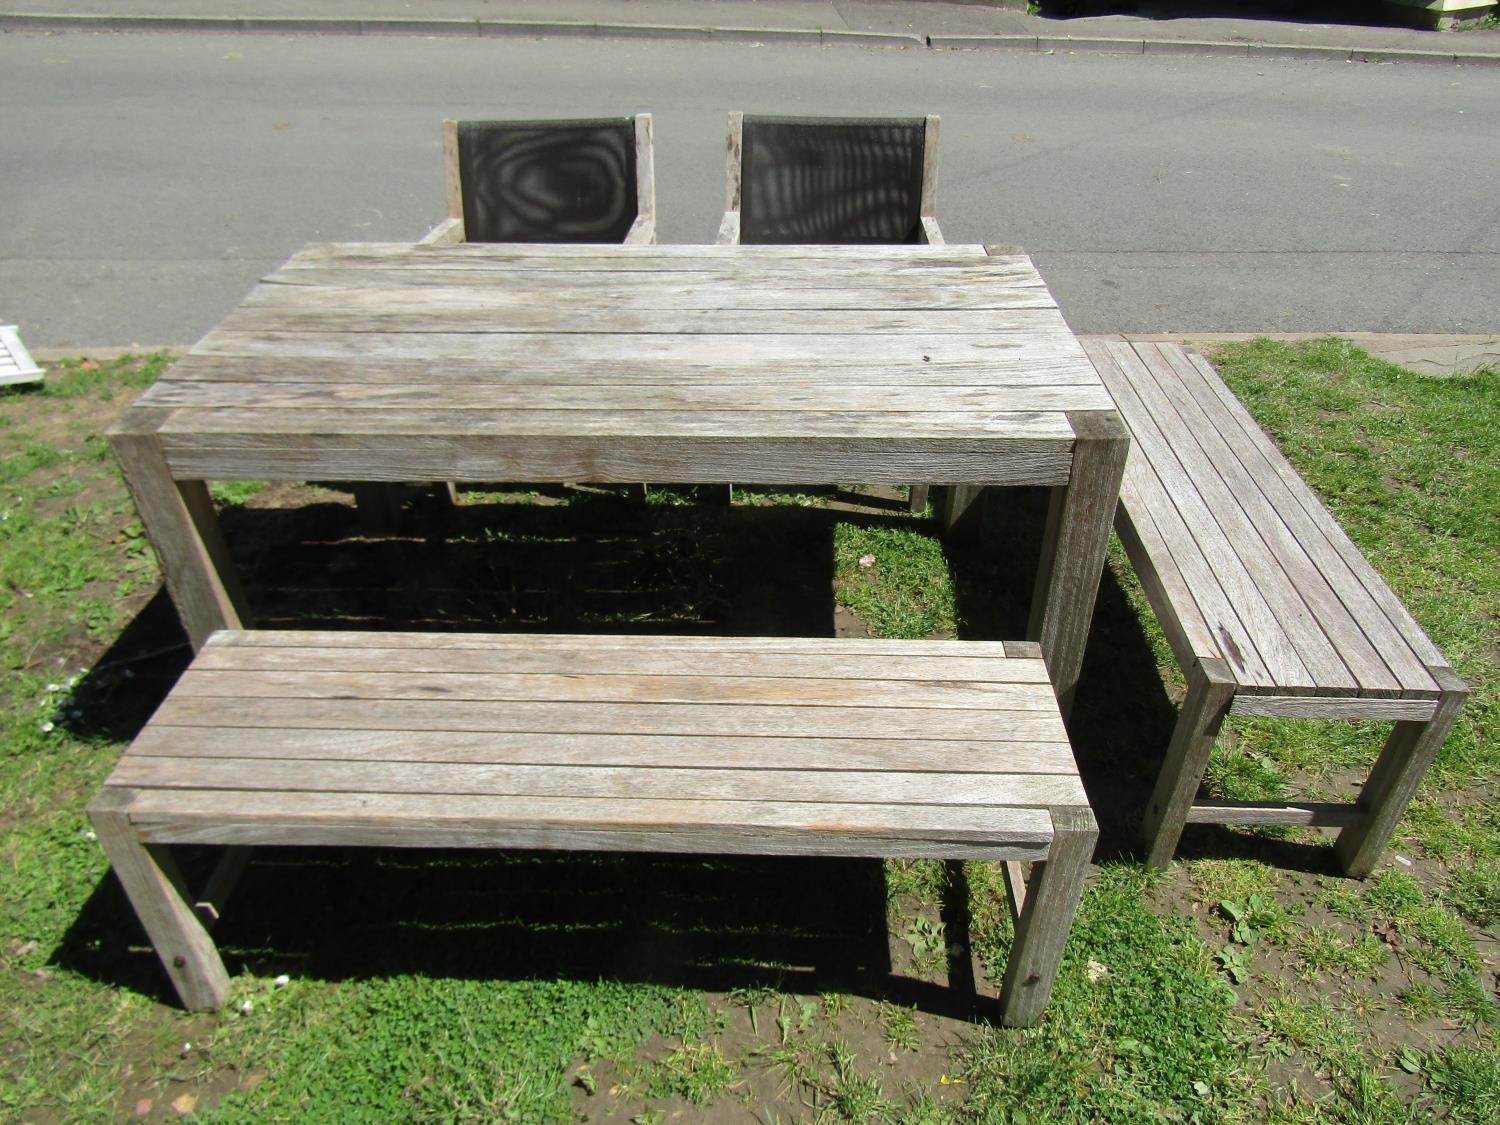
[110,241,1127,713]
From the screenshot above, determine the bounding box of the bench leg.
[1335,671,1467,878]
[999,807,1097,1028]
[908,484,930,515]
[89,789,229,1011]
[1141,658,1236,868]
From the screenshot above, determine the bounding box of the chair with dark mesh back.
[718,114,943,247]
[718,114,945,511]
[423,115,655,245]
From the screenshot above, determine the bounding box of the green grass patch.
[833,522,955,638]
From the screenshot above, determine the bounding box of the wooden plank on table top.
[137,379,1116,416]
[191,640,1054,684]
[148,695,1070,742]
[1147,343,1428,695]
[123,790,1058,857]
[1124,343,1366,694]
[188,323,1090,364]
[154,405,1077,439]
[163,340,1102,385]
[111,756,1088,809]
[1182,348,1449,680]
[1100,340,1330,691]
[169,668,1066,712]
[156,432,1077,489]
[216,305,1054,337]
[1085,340,1277,688]
[286,241,995,266]
[263,262,1044,291]
[247,278,1052,312]
[124,726,1079,773]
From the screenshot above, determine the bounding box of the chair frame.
[423,113,656,246]
[717,113,944,249]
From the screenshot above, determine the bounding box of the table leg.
[110,423,249,651]
[1028,411,1129,720]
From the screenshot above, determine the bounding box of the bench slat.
[170,668,1066,712]
[125,726,1081,775]
[122,789,1058,858]
[190,642,1053,684]
[205,629,1036,661]
[112,756,1088,809]
[150,695,1069,742]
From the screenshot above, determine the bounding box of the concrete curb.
[0,12,923,48]
[3,11,1496,65]
[927,32,1500,67]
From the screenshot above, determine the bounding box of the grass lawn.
[0,340,1495,1122]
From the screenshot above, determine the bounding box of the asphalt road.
[2,30,1497,347]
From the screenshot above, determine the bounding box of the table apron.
[156,434,1077,487]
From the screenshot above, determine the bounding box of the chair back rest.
[738,116,928,244]
[455,117,639,243]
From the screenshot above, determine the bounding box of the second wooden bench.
[89,629,1096,1027]
[1083,339,1466,876]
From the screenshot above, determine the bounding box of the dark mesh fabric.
[739,117,926,245]
[457,118,638,243]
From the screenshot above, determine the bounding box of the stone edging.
[1,12,1497,67]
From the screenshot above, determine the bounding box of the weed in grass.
[819,992,852,1020]
[879,1002,921,1053]
[1445,853,1500,928]
[1189,857,1280,904]
[904,915,948,978]
[1442,973,1497,1029]
[832,522,955,639]
[1397,982,1445,1021]
[1425,1035,1500,1121]
[1294,929,1389,980]
[729,984,780,1036]
[762,1035,827,1099]
[774,996,818,1045]
[885,858,949,904]
[642,1039,740,1104]
[1205,740,1288,804]
[1220,891,1292,946]
[820,1040,897,1123]
[209,480,268,508]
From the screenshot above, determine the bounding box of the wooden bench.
[88,630,1096,1027]
[1082,340,1467,876]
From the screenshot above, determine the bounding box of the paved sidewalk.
[3,0,1499,64]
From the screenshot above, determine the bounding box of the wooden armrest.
[418,217,463,246]
[716,211,741,246]
[624,213,656,245]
